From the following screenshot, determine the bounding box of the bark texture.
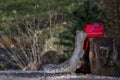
[41,31,87,74]
[89,38,120,76]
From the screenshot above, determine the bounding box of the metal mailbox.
[84,23,104,50]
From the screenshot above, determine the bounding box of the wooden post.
[89,38,120,76]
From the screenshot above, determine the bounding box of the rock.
[41,50,60,65]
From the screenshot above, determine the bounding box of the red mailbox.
[84,23,104,50]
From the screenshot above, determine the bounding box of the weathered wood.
[41,31,87,74]
[89,38,120,76]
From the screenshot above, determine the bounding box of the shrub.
[58,0,103,59]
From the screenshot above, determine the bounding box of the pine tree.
[58,0,103,59]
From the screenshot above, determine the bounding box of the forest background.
[0,0,120,70]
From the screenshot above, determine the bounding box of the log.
[41,31,87,74]
[89,38,120,76]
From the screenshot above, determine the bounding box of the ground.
[0,71,120,80]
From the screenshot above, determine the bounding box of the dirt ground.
[0,74,120,80]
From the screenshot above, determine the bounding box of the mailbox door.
[84,23,104,38]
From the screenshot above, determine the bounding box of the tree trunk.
[89,38,120,76]
[91,0,120,37]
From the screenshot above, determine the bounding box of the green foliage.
[0,0,104,69]
[0,62,7,70]
[58,0,103,55]
[0,0,81,35]
[0,0,77,21]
